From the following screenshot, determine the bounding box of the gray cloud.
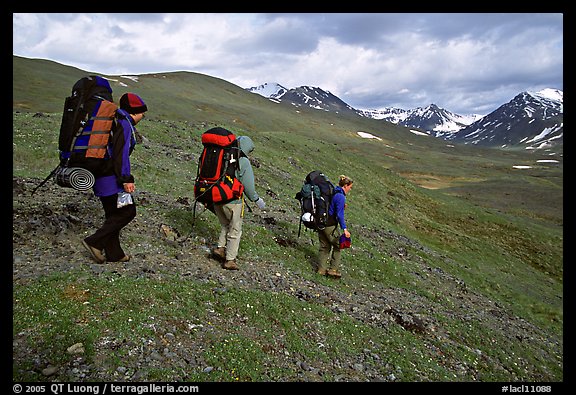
[13,12,563,115]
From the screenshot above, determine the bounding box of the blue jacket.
[328,186,347,230]
[93,109,137,197]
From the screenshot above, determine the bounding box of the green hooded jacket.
[229,136,260,204]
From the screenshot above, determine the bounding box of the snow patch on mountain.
[357,105,483,136]
[246,82,288,99]
[531,88,563,104]
[356,107,408,123]
[357,131,382,140]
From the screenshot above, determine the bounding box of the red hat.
[120,93,148,114]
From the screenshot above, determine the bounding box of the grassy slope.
[12,55,563,381]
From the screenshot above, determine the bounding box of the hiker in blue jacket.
[211,135,266,270]
[317,175,354,279]
[82,93,148,264]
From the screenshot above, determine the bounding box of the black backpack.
[60,76,117,171]
[193,127,245,211]
[32,75,117,194]
[295,170,337,236]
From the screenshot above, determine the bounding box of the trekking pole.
[182,200,211,243]
[31,165,61,196]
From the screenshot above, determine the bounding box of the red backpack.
[193,127,244,208]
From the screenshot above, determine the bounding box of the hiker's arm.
[333,193,348,234]
[112,119,135,185]
[238,157,259,202]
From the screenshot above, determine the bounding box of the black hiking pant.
[84,194,136,262]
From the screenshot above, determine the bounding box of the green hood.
[237,136,255,155]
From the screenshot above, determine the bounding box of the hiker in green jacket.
[211,136,266,270]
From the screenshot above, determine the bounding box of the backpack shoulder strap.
[115,107,129,119]
[114,108,138,153]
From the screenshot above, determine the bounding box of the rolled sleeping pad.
[55,167,95,191]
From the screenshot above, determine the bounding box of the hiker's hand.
[123,183,135,193]
[255,197,266,209]
[344,229,351,238]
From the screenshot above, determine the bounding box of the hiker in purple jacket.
[82,93,148,264]
[317,175,354,279]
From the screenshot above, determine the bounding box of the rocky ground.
[12,176,562,382]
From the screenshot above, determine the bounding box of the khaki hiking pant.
[214,201,244,261]
[318,225,341,271]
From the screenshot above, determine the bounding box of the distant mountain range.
[450,89,563,150]
[247,83,563,150]
[357,104,484,140]
[248,83,357,114]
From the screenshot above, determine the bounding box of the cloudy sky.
[13,13,563,115]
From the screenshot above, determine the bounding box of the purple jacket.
[93,109,136,197]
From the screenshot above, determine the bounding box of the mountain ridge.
[247,83,563,149]
[451,90,563,149]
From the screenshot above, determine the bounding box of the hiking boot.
[326,269,342,279]
[211,247,226,262]
[317,268,327,276]
[82,240,105,264]
[222,260,239,270]
[109,255,130,263]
